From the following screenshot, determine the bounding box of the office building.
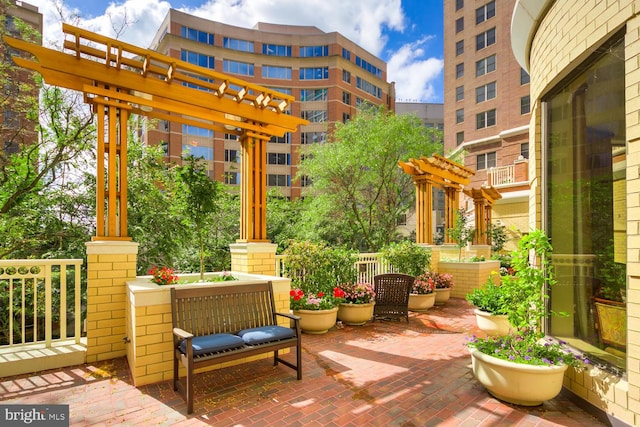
[147,9,395,199]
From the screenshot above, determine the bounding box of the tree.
[446,208,475,261]
[297,105,442,252]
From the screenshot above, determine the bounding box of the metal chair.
[373,273,414,322]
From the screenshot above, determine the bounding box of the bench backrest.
[171,281,278,336]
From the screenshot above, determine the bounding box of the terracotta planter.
[469,347,568,406]
[434,287,451,305]
[337,302,375,325]
[408,293,436,312]
[293,307,338,334]
[473,309,512,336]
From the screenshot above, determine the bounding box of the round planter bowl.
[408,293,436,312]
[473,309,513,336]
[469,346,568,406]
[337,302,375,325]
[293,307,338,334]
[434,287,451,305]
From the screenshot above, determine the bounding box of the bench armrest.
[276,312,300,321]
[173,327,194,340]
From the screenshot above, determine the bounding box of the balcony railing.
[0,259,84,349]
[487,160,529,188]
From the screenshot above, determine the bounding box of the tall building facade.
[1,0,42,155]
[443,0,531,242]
[147,9,395,199]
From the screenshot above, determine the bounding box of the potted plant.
[283,241,357,333]
[408,273,436,312]
[336,282,376,325]
[593,244,626,351]
[424,271,454,305]
[466,277,512,336]
[467,230,590,406]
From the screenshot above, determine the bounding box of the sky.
[22,0,445,103]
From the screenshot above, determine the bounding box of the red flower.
[333,287,345,298]
[317,292,324,297]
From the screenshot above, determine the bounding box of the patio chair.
[373,273,414,322]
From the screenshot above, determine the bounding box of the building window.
[342,48,351,60]
[456,85,464,101]
[456,132,464,145]
[520,95,530,114]
[476,81,496,103]
[456,0,463,11]
[300,67,329,80]
[301,131,327,144]
[356,77,382,98]
[355,56,383,78]
[475,1,496,25]
[269,133,290,144]
[267,153,290,165]
[456,108,464,124]
[224,172,240,185]
[456,63,464,79]
[342,70,351,83]
[262,65,292,79]
[225,149,239,162]
[181,26,214,45]
[300,45,328,57]
[182,125,213,137]
[301,110,328,123]
[268,174,290,187]
[476,27,496,51]
[521,68,530,85]
[476,152,496,170]
[545,34,626,370]
[456,40,464,56]
[223,60,254,76]
[520,142,529,159]
[180,50,214,68]
[342,91,351,105]
[262,44,291,56]
[476,54,496,77]
[300,88,328,101]
[456,17,464,33]
[182,144,213,160]
[223,37,254,52]
[225,133,238,141]
[476,109,496,129]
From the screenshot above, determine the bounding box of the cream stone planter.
[293,307,338,334]
[434,287,451,305]
[437,260,501,299]
[337,302,375,325]
[469,347,568,406]
[408,293,436,312]
[474,309,513,336]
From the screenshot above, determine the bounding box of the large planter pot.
[473,309,512,336]
[337,302,375,325]
[469,347,568,406]
[408,293,436,312]
[293,307,339,334]
[434,287,451,305]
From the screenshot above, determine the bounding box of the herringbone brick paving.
[1,298,607,426]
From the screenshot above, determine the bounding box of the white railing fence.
[275,252,393,284]
[0,259,84,348]
[488,165,515,186]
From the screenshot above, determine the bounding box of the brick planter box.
[437,261,501,299]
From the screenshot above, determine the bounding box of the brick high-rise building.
[443,0,531,243]
[147,9,395,199]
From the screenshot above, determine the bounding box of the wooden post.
[239,131,270,242]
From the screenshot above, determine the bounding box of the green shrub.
[381,241,431,277]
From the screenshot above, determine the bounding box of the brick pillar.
[85,241,139,363]
[230,242,277,275]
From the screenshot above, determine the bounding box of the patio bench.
[171,281,302,413]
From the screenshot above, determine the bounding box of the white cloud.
[22,0,443,102]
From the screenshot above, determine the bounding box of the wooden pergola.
[4,24,307,242]
[399,154,475,244]
[464,186,502,245]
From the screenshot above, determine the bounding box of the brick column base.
[230,242,278,275]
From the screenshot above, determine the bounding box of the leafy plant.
[337,282,375,304]
[466,277,509,315]
[412,274,435,294]
[446,209,475,261]
[148,266,179,286]
[487,222,509,254]
[595,242,626,302]
[381,240,431,277]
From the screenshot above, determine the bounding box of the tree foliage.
[297,105,442,252]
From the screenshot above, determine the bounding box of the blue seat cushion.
[179,333,244,356]
[237,326,296,345]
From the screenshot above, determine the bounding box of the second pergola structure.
[398,154,501,245]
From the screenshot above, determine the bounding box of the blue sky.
[26,0,444,102]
